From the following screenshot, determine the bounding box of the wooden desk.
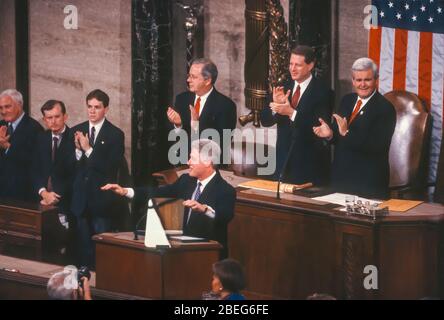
[154,168,444,300]
[93,232,221,299]
[231,190,444,300]
[0,200,68,265]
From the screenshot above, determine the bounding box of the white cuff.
[75,149,83,160]
[38,188,46,196]
[290,110,297,122]
[204,205,216,219]
[84,148,93,158]
[125,188,135,199]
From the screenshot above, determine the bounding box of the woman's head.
[211,259,246,296]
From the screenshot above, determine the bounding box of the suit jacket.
[71,119,125,218]
[134,171,236,256]
[261,77,333,185]
[32,127,76,214]
[330,92,396,199]
[173,88,237,160]
[0,114,43,201]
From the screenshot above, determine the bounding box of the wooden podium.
[0,199,69,264]
[93,232,221,299]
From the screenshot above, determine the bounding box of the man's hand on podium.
[183,199,208,213]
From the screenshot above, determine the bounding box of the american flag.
[369,0,444,184]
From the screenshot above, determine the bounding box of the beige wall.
[0,0,17,91]
[29,0,131,159]
[337,0,371,98]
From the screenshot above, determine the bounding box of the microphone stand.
[276,128,298,200]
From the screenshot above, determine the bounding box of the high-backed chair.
[434,132,444,204]
[230,141,275,179]
[384,91,431,199]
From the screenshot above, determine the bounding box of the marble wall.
[28,0,132,159]
[0,0,17,91]
[337,0,371,98]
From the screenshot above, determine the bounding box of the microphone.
[133,198,178,240]
[276,127,299,200]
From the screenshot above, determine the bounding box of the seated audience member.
[102,139,236,259]
[206,258,246,300]
[47,267,92,300]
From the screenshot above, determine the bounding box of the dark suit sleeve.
[214,185,236,225]
[260,94,277,127]
[216,98,237,132]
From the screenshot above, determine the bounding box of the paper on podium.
[144,199,171,248]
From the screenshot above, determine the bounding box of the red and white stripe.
[369,27,444,183]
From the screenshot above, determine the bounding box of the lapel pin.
[360,111,364,115]
[101,141,105,145]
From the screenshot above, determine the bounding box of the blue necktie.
[187,182,202,225]
[89,126,95,147]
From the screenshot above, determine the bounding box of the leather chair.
[384,91,431,199]
[434,132,444,204]
[230,141,275,179]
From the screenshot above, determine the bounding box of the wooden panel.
[163,249,218,299]
[95,243,163,299]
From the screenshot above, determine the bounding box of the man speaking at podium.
[102,139,236,259]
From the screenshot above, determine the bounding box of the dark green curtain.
[132,0,173,187]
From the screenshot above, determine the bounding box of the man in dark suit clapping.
[261,45,333,186]
[0,89,43,201]
[71,89,125,267]
[313,57,396,199]
[167,58,237,163]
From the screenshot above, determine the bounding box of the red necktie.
[291,85,301,109]
[348,99,363,125]
[194,97,201,117]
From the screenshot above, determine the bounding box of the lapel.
[9,114,28,144]
[348,92,378,125]
[197,171,219,204]
[198,88,217,125]
[55,126,71,161]
[94,119,108,147]
[296,77,315,112]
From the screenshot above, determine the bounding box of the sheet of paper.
[312,193,382,207]
[378,199,423,212]
[170,236,206,241]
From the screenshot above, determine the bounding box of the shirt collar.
[294,74,313,92]
[198,170,217,191]
[89,118,106,133]
[356,90,377,109]
[52,126,66,139]
[10,112,25,131]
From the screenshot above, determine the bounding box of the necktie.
[194,97,201,117]
[52,136,59,162]
[187,182,202,225]
[348,99,363,125]
[89,126,95,147]
[47,136,59,192]
[6,123,13,137]
[291,85,301,109]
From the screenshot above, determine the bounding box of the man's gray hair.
[47,268,78,300]
[351,57,379,79]
[0,89,24,106]
[191,139,221,167]
[191,58,218,85]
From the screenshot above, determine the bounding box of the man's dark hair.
[212,258,246,293]
[192,58,218,85]
[40,100,67,116]
[86,89,110,107]
[290,45,316,65]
